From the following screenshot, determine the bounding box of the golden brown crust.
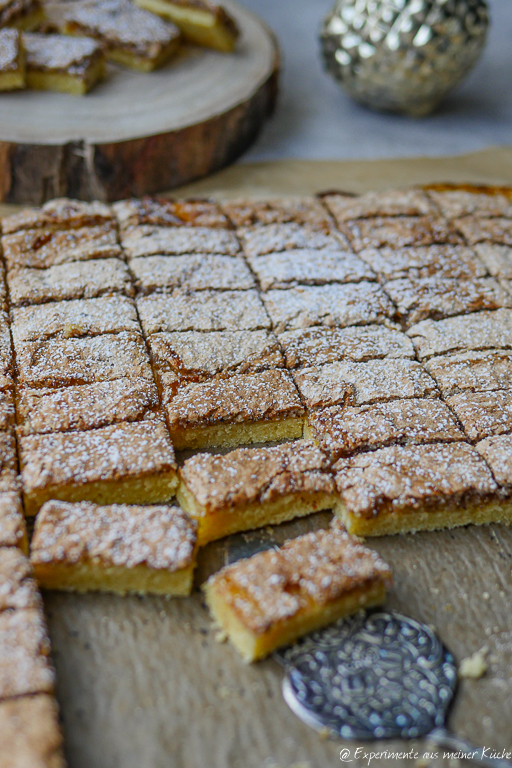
[0,694,65,768]
[324,189,434,223]
[222,197,332,230]
[0,608,55,698]
[340,216,462,252]
[206,519,392,635]
[31,500,197,571]
[121,224,239,258]
[0,493,27,550]
[1,198,113,235]
[129,254,255,294]
[0,547,41,612]
[113,197,229,229]
[359,244,487,281]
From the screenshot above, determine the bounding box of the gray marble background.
[238,0,512,162]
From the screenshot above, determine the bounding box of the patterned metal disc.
[275,610,456,740]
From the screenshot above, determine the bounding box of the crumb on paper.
[459,646,489,679]
[217,685,232,700]
[215,627,228,643]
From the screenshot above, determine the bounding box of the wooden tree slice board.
[0,1,278,203]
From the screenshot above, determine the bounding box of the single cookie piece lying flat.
[23,32,104,95]
[222,197,331,230]
[178,440,336,544]
[0,29,25,92]
[324,189,434,223]
[31,500,198,596]
[204,520,392,661]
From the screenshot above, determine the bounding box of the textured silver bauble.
[321,0,489,116]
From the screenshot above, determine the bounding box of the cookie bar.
[0,431,20,495]
[0,0,43,30]
[279,325,415,370]
[19,418,178,516]
[333,442,504,536]
[0,608,55,698]
[113,197,229,229]
[0,389,14,432]
[7,258,134,307]
[454,217,512,246]
[60,0,181,72]
[133,0,239,52]
[446,390,512,442]
[136,290,270,334]
[23,32,104,95]
[238,223,345,259]
[178,440,336,544]
[31,500,198,596]
[203,520,392,661]
[0,493,27,552]
[384,277,512,327]
[340,216,461,252]
[121,224,239,258]
[2,223,121,271]
[324,188,434,224]
[1,198,113,235]
[0,29,25,92]
[0,694,65,768]
[129,254,255,294]
[407,309,512,359]
[246,248,375,291]
[425,351,512,397]
[305,398,464,459]
[428,187,512,220]
[16,377,160,435]
[293,358,438,410]
[164,369,304,449]
[358,245,487,281]
[222,197,332,230]
[474,244,512,279]
[476,434,512,489]
[262,283,395,334]
[0,547,41,612]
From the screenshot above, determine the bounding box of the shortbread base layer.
[177,484,336,545]
[24,471,178,517]
[134,0,237,52]
[26,59,104,94]
[205,580,387,662]
[9,8,44,30]
[0,68,25,91]
[334,497,512,537]
[169,416,304,450]
[33,559,195,596]
[108,41,179,72]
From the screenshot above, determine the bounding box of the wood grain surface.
[0,0,278,204]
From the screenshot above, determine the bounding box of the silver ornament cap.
[321,0,489,116]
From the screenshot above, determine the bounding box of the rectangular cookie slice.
[333,442,503,537]
[113,197,229,229]
[7,258,134,307]
[0,493,27,552]
[323,188,434,224]
[136,290,270,334]
[129,253,255,294]
[454,216,512,246]
[1,222,121,271]
[222,197,332,230]
[0,694,65,768]
[446,390,512,442]
[425,350,512,397]
[0,0,43,30]
[164,369,305,449]
[203,520,392,661]
[0,548,41,613]
[177,440,336,544]
[60,0,181,72]
[0,608,55,698]
[279,325,415,370]
[358,245,487,282]
[292,358,438,410]
[19,419,178,516]
[0,431,20,496]
[10,295,140,344]
[23,32,104,95]
[474,243,512,279]
[262,282,395,334]
[133,0,239,52]
[428,188,512,220]
[384,276,512,327]
[30,500,198,596]
[1,198,114,236]
[0,29,25,92]
[305,398,464,459]
[476,434,512,489]
[121,224,239,258]
[237,223,345,258]
[407,309,512,360]
[340,216,461,252]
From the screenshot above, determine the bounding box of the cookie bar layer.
[0,493,27,552]
[11,295,140,344]
[7,258,134,307]
[16,378,160,435]
[358,245,487,281]
[121,224,239,258]
[164,370,304,449]
[262,282,394,333]
[129,254,255,293]
[293,358,438,410]
[0,548,41,612]
[247,248,374,291]
[279,325,415,369]
[324,189,434,223]
[454,217,512,246]
[113,197,229,229]
[0,29,25,92]
[428,189,512,220]
[407,309,512,359]
[340,216,461,252]
[425,351,512,397]
[23,32,104,95]
[0,694,65,768]
[238,223,345,258]
[20,419,178,516]
[178,440,336,544]
[31,500,197,596]
[1,198,113,235]
[204,520,392,661]
[333,442,504,537]
[1,223,121,271]
[446,390,512,442]
[384,277,511,327]
[137,290,270,334]
[0,608,55,698]
[222,197,331,230]
[305,398,464,459]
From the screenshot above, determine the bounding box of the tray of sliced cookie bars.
[0,186,511,767]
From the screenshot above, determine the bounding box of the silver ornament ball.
[321,0,489,116]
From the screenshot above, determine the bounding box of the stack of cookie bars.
[1,186,512,762]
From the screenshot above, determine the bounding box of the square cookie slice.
[23,32,104,95]
[113,197,229,229]
[31,500,197,596]
[0,29,25,92]
[222,197,332,230]
[0,694,65,768]
[177,440,336,544]
[1,198,114,236]
[204,520,392,661]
